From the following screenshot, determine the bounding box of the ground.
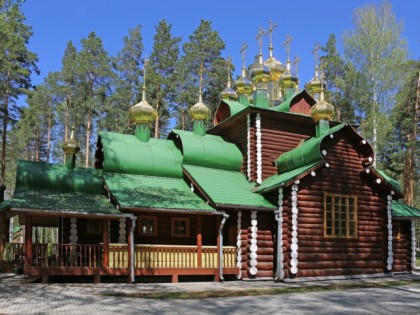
[0,273,420,314]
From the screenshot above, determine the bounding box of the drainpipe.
[129,215,137,284]
[274,209,282,280]
[219,213,229,281]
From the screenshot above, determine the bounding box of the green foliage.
[148,20,181,138]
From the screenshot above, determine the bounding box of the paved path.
[1,273,420,314]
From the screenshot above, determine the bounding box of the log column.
[290,181,299,276]
[249,211,258,277]
[411,220,416,270]
[103,219,109,268]
[0,214,6,261]
[197,215,202,268]
[386,194,393,271]
[24,214,33,267]
[236,211,242,279]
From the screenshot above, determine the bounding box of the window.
[86,220,103,235]
[324,193,357,238]
[138,216,157,236]
[171,218,190,237]
[392,223,401,240]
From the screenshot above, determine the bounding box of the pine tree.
[148,20,181,137]
[0,0,38,187]
[76,32,113,167]
[106,25,143,133]
[175,20,226,130]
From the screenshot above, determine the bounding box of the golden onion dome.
[221,86,238,100]
[264,56,285,79]
[310,99,334,122]
[250,62,271,83]
[189,96,210,121]
[62,127,80,155]
[305,67,322,98]
[129,100,158,125]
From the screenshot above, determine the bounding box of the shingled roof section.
[183,165,276,210]
[392,200,420,218]
[104,172,216,213]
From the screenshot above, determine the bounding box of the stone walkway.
[0,272,419,314]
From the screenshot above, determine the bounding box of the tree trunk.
[372,80,378,167]
[1,87,9,185]
[155,101,159,139]
[46,101,52,163]
[85,108,91,167]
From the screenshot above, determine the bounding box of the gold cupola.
[189,63,210,136]
[129,58,157,142]
[221,57,238,101]
[250,28,271,108]
[306,44,322,101]
[263,20,285,105]
[62,126,80,170]
[235,43,253,106]
[279,35,299,100]
[310,74,334,137]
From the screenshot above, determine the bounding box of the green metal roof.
[104,172,215,212]
[377,169,403,196]
[171,129,243,171]
[16,160,104,194]
[99,132,183,178]
[183,165,275,210]
[12,187,121,216]
[257,162,322,194]
[392,200,420,218]
[220,99,247,116]
[276,123,347,174]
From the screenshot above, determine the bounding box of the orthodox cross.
[267,20,278,50]
[256,27,266,58]
[240,42,248,69]
[292,56,301,75]
[142,57,148,102]
[226,56,232,86]
[311,44,321,68]
[283,34,293,62]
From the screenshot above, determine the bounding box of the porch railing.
[29,243,237,270]
[32,243,103,268]
[109,244,237,269]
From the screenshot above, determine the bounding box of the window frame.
[171,217,190,238]
[138,215,157,236]
[392,222,401,240]
[324,193,357,238]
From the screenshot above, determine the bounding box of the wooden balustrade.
[109,244,237,269]
[31,243,103,268]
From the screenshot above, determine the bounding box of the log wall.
[392,220,413,272]
[285,135,389,278]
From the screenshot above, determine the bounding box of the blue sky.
[21,0,419,98]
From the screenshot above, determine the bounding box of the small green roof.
[392,200,420,218]
[220,99,247,116]
[183,165,275,210]
[257,162,322,194]
[276,123,347,174]
[12,187,121,216]
[377,169,403,196]
[16,160,104,194]
[104,172,215,213]
[99,132,183,178]
[170,129,243,171]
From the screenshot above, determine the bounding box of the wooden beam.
[25,214,33,267]
[197,215,202,268]
[103,219,109,268]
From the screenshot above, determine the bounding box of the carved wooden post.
[103,219,109,268]
[126,218,132,283]
[197,215,202,268]
[25,214,33,268]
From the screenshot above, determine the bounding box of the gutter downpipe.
[274,209,282,281]
[129,215,137,284]
[219,212,229,281]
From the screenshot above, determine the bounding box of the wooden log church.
[1,25,419,283]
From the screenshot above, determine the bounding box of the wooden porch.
[23,243,238,283]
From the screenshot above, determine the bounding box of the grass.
[101,279,420,300]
